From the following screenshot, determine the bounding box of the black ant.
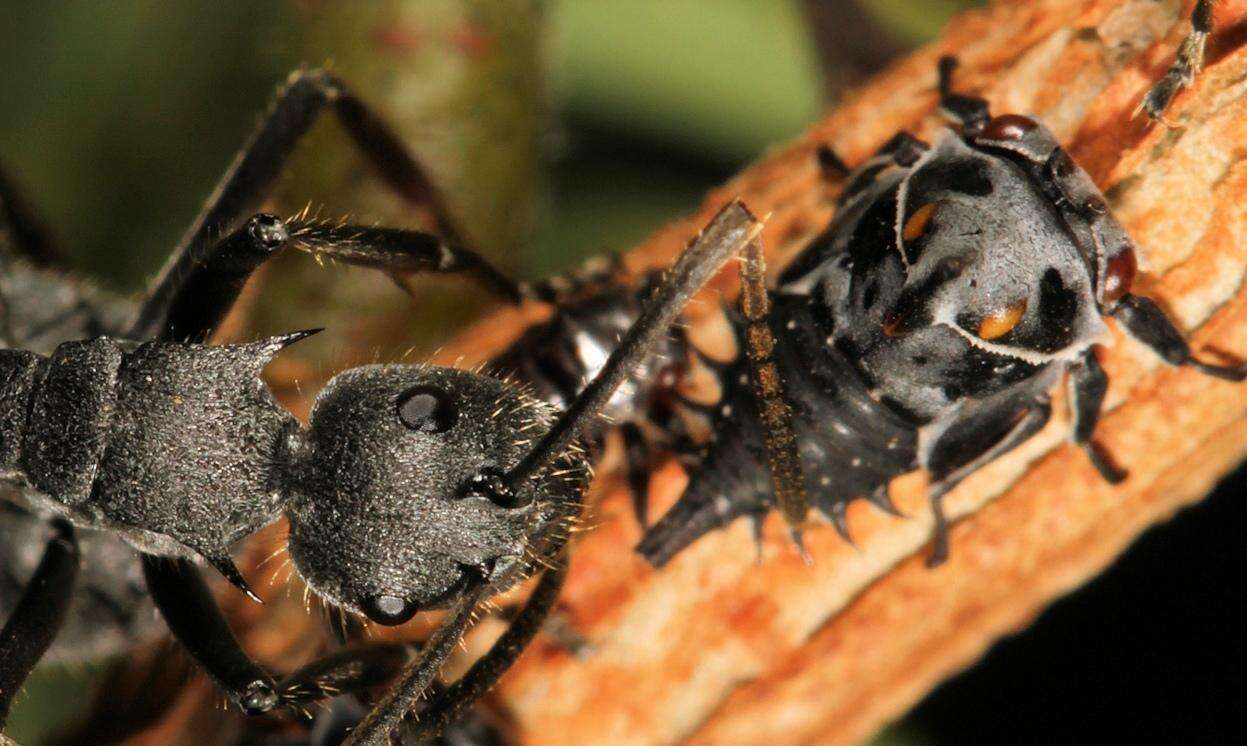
[0,68,762,744]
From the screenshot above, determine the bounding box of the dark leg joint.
[1068,350,1129,484]
[816,144,849,180]
[936,55,990,136]
[141,555,278,715]
[1136,0,1212,123]
[1084,441,1127,484]
[0,520,79,729]
[1112,294,1246,381]
[161,214,288,342]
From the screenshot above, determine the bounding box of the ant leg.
[936,55,991,136]
[402,559,568,742]
[141,556,411,716]
[737,232,809,543]
[275,643,410,710]
[621,422,653,527]
[0,520,79,730]
[141,555,279,714]
[923,398,1052,566]
[0,162,61,269]
[287,219,528,302]
[156,213,526,342]
[506,201,763,489]
[1112,294,1247,381]
[1137,0,1213,122]
[344,584,490,745]
[1068,350,1128,483]
[128,69,485,340]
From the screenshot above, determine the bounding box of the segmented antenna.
[504,200,763,492]
[737,233,809,544]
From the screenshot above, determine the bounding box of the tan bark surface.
[428,1,1247,743]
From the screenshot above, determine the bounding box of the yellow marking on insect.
[747,325,774,358]
[902,202,939,242]
[977,299,1027,340]
[755,360,783,397]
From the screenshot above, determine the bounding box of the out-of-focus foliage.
[870,0,975,43]
[0,2,286,284]
[0,0,967,291]
[552,0,824,163]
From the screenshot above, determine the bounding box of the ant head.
[286,365,588,626]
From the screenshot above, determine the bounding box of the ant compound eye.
[976,298,1027,340]
[247,213,288,250]
[361,594,420,626]
[1101,247,1137,304]
[980,114,1037,142]
[397,386,458,433]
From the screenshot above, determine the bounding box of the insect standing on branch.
[0,1,1228,741]
[638,0,1244,567]
[0,66,762,743]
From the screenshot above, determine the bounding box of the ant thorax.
[0,337,301,565]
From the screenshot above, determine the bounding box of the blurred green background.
[0,1,967,742]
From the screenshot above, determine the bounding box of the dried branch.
[422,1,1247,743]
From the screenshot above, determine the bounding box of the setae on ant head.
[285,364,590,626]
